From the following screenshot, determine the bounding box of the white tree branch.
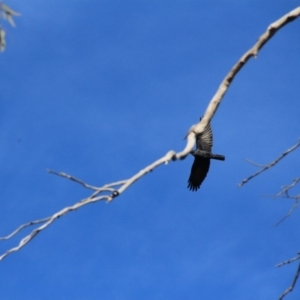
[188,7,300,141]
[1,7,300,262]
[0,217,51,240]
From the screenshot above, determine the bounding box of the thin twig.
[276,254,300,268]
[0,217,51,240]
[47,169,102,191]
[272,177,300,225]
[239,139,300,187]
[275,178,300,199]
[260,178,300,225]
[278,261,300,300]
[245,159,266,168]
[0,194,109,261]
[274,203,299,226]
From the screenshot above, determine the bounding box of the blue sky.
[1,1,300,299]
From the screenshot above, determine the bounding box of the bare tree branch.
[0,151,177,260]
[274,202,298,226]
[278,260,300,300]
[47,169,127,192]
[273,177,300,298]
[245,159,266,168]
[276,254,300,268]
[188,7,300,143]
[272,177,300,226]
[0,193,111,261]
[275,178,300,199]
[0,3,21,27]
[1,7,300,262]
[238,139,300,187]
[0,217,51,241]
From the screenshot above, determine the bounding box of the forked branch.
[238,139,300,187]
[273,177,300,226]
[1,7,300,262]
[277,255,300,300]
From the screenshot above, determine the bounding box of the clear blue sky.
[1,1,300,299]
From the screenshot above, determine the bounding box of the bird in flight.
[187,119,225,191]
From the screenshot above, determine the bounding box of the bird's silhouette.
[187,119,224,191]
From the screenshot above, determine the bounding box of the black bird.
[188,120,224,191]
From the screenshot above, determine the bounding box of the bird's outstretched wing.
[187,157,210,191]
[196,121,213,152]
[187,121,213,191]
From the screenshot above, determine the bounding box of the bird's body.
[187,121,213,191]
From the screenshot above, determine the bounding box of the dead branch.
[273,177,300,226]
[1,7,300,262]
[238,139,300,187]
[278,258,300,300]
[188,7,300,141]
[245,159,266,168]
[273,178,300,298]
[276,254,300,268]
[274,203,298,226]
[275,178,300,199]
[0,217,51,241]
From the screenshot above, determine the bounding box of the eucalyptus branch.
[0,150,177,261]
[1,7,300,262]
[0,217,51,241]
[188,7,300,146]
